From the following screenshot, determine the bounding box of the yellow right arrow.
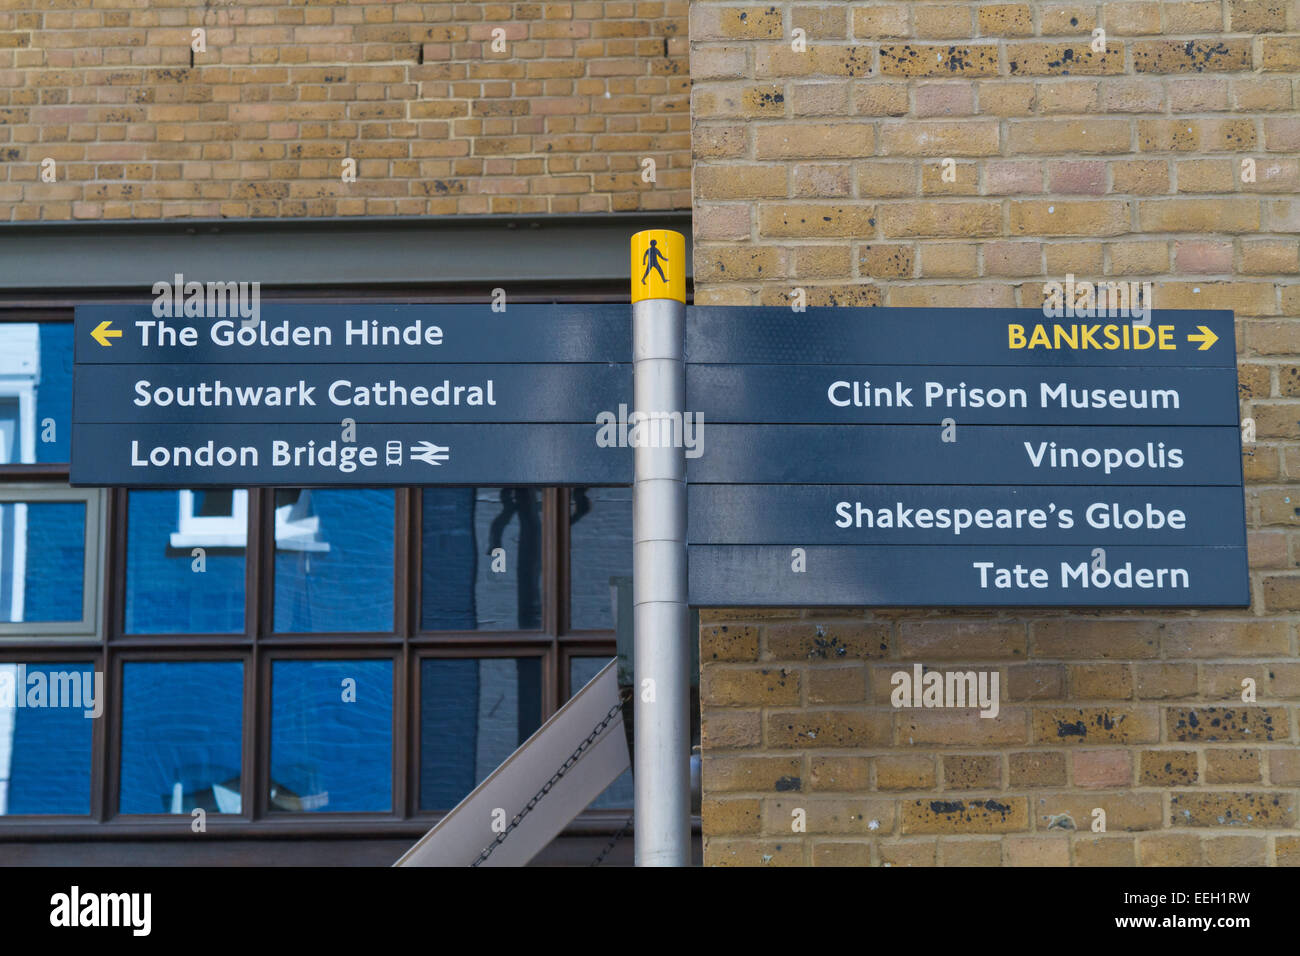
[91,319,122,347]
[1187,325,1218,350]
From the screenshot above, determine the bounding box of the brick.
[792,163,852,198]
[1227,0,1288,32]
[1102,2,1162,34]
[1170,792,1296,828]
[1167,706,1288,742]
[877,44,998,77]
[805,665,866,703]
[937,838,1003,865]
[1009,751,1067,787]
[1030,620,1162,659]
[1005,43,1124,76]
[859,243,915,278]
[984,159,1041,195]
[755,122,874,159]
[1163,621,1291,658]
[1205,836,1268,866]
[877,840,937,866]
[704,755,804,793]
[703,666,800,707]
[919,243,980,277]
[1031,707,1160,745]
[851,6,909,39]
[1072,749,1133,788]
[1009,201,1129,237]
[856,161,914,197]
[702,796,762,835]
[913,5,973,39]
[1069,663,1133,699]
[1111,159,1169,194]
[1004,835,1070,866]
[765,709,892,748]
[702,709,763,749]
[1205,748,1262,784]
[882,121,999,156]
[694,165,787,200]
[1269,749,1300,786]
[811,842,871,866]
[1138,833,1203,865]
[809,755,871,791]
[881,201,1001,238]
[875,754,937,790]
[1006,119,1130,154]
[901,797,1029,834]
[1139,749,1198,786]
[764,620,892,660]
[977,4,1034,37]
[943,754,1001,789]
[1034,790,1163,830]
[1131,39,1251,73]
[764,796,894,835]
[898,707,1028,745]
[1074,836,1136,866]
[1134,662,1197,699]
[1138,199,1261,234]
[758,203,876,238]
[706,838,803,866]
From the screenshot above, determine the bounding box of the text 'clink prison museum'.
[1,0,1300,868]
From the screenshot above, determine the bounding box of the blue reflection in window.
[0,323,71,465]
[0,502,84,623]
[125,491,244,634]
[420,657,542,811]
[274,489,393,633]
[119,661,244,815]
[421,488,541,631]
[37,323,73,464]
[569,656,633,809]
[568,487,632,629]
[1,662,95,815]
[270,660,392,813]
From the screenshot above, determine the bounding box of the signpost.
[68,256,1253,869]
[685,306,1249,608]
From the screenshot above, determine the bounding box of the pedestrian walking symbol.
[642,239,668,285]
[629,229,685,304]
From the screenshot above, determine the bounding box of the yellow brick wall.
[692,1,1300,866]
[0,0,690,219]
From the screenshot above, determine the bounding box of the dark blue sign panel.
[75,363,630,424]
[688,425,1242,486]
[688,545,1250,607]
[688,485,1248,547]
[687,364,1239,425]
[75,303,630,365]
[687,306,1235,368]
[70,423,629,487]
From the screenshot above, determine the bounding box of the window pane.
[119,661,243,815]
[125,490,244,634]
[274,489,393,633]
[421,488,542,631]
[270,659,392,813]
[419,657,543,811]
[0,322,72,465]
[0,662,95,814]
[568,487,632,630]
[0,501,85,623]
[569,656,633,809]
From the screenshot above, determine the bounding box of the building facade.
[1,0,1298,866]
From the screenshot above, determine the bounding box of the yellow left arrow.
[91,319,122,346]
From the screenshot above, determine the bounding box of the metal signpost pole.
[629,229,690,866]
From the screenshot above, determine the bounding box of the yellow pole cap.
[630,229,685,304]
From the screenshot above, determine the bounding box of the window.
[0,307,632,836]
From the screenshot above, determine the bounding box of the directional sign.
[76,303,630,365]
[688,545,1249,607]
[71,303,632,487]
[689,425,1242,485]
[71,423,630,487]
[74,363,629,424]
[684,305,1248,608]
[686,306,1235,367]
[687,364,1239,425]
[688,485,1248,547]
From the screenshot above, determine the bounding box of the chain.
[590,813,634,867]
[470,689,631,867]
